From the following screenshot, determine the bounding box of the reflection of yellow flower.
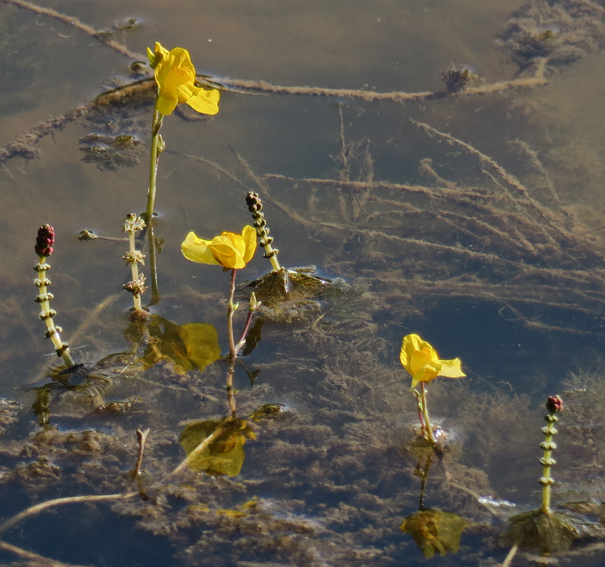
[147,42,220,116]
[182,226,257,270]
[400,334,465,389]
[179,418,256,476]
[401,509,468,559]
[141,317,221,375]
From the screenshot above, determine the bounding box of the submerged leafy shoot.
[502,509,601,553]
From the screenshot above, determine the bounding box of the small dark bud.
[246,191,263,213]
[35,225,55,256]
[546,395,563,413]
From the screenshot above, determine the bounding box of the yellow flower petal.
[181,226,257,269]
[185,85,220,115]
[150,44,221,116]
[400,333,465,389]
[181,232,220,265]
[241,225,258,264]
[210,234,246,269]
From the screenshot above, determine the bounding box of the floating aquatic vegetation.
[497,0,605,71]
[245,191,335,307]
[502,396,605,556]
[439,64,478,94]
[79,132,145,171]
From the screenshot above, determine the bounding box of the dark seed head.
[35,225,55,256]
[546,395,563,414]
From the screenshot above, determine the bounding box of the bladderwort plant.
[144,42,220,224]
[399,334,466,445]
[501,395,604,564]
[181,225,260,416]
[143,43,220,303]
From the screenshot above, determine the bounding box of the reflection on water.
[3,0,605,565]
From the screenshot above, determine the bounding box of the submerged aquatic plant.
[502,395,603,556]
[245,191,331,305]
[33,225,76,369]
[400,334,465,445]
[439,63,478,93]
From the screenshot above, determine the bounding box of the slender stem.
[234,308,256,354]
[264,243,281,271]
[128,231,143,312]
[0,539,90,567]
[144,101,163,305]
[147,222,160,305]
[133,428,150,478]
[420,383,436,445]
[539,411,558,513]
[35,257,75,367]
[419,453,433,511]
[145,104,163,224]
[412,389,426,432]
[226,268,238,417]
[0,492,137,537]
[227,269,237,359]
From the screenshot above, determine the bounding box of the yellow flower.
[400,333,465,389]
[147,42,220,116]
[182,226,257,270]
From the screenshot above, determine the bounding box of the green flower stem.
[144,101,163,305]
[234,293,260,353]
[539,411,558,514]
[147,224,160,306]
[35,258,75,368]
[145,103,164,224]
[420,383,436,445]
[226,268,238,417]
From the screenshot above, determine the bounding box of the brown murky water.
[2,0,605,565]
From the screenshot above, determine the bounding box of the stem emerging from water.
[145,103,164,224]
[226,268,238,417]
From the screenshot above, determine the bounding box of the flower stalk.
[413,384,436,445]
[246,192,281,271]
[144,108,164,225]
[539,395,563,514]
[33,225,76,368]
[225,270,261,417]
[400,334,465,444]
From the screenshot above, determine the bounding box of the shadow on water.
[3,0,605,565]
